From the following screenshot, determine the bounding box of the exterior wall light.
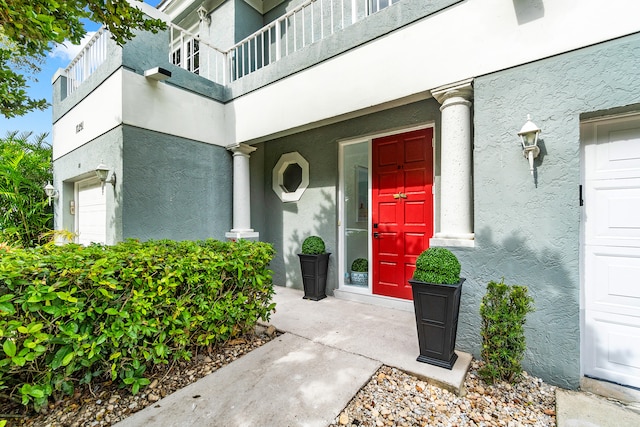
[144,67,171,81]
[95,163,116,194]
[44,181,58,206]
[518,115,541,175]
[197,6,211,24]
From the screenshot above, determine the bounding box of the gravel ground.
[3,329,556,427]
[1,325,278,427]
[329,361,557,427]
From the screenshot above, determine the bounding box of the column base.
[431,233,475,248]
[225,230,260,241]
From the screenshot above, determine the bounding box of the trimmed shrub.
[301,236,325,255]
[479,279,534,384]
[412,247,460,284]
[350,258,368,272]
[0,239,275,410]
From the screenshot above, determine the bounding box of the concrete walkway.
[269,286,472,394]
[556,389,640,426]
[115,286,640,426]
[116,286,470,426]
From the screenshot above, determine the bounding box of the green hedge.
[0,239,275,410]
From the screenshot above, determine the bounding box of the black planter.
[409,278,464,370]
[298,253,331,301]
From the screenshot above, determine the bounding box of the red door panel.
[372,128,434,300]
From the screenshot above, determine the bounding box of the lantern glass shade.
[95,163,110,182]
[518,115,541,148]
[44,182,56,197]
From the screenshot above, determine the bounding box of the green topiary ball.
[412,247,460,284]
[350,258,368,272]
[301,236,326,255]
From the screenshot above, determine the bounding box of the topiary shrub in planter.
[479,279,534,384]
[301,235,325,255]
[413,247,460,284]
[350,258,368,286]
[409,247,464,369]
[298,236,330,301]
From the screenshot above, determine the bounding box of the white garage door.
[582,114,640,389]
[75,178,106,245]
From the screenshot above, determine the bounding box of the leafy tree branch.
[0,0,166,118]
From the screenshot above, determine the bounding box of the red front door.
[372,128,434,300]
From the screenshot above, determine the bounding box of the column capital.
[226,143,257,157]
[431,78,474,106]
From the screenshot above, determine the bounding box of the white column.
[225,143,259,241]
[431,78,474,247]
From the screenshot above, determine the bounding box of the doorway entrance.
[372,128,434,300]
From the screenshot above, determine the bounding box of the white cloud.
[50,32,96,62]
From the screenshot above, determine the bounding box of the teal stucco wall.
[121,126,233,241]
[459,33,640,389]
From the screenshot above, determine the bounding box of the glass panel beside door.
[342,142,370,289]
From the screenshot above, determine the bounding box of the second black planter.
[409,278,464,370]
[298,253,331,301]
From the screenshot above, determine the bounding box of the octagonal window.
[272,152,309,202]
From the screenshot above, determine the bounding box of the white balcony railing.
[174,0,400,84]
[64,28,109,97]
[227,0,400,81]
[169,24,228,85]
[63,0,400,95]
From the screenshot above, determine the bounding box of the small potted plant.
[409,247,464,370]
[298,236,331,301]
[350,258,368,286]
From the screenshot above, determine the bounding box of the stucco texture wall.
[463,33,640,389]
[254,99,441,295]
[121,126,232,241]
[52,128,124,244]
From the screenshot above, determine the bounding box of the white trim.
[336,122,434,145]
[243,0,285,14]
[225,231,259,241]
[272,152,309,202]
[581,110,640,124]
[430,237,475,248]
[579,119,591,379]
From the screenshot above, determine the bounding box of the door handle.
[374,232,380,238]
[399,193,407,199]
[393,193,401,199]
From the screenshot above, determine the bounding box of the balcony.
[63,28,109,98]
[63,0,401,96]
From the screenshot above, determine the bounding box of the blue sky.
[0,0,163,139]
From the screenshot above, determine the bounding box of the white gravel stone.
[329,360,556,427]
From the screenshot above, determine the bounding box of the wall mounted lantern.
[43,182,58,206]
[95,163,116,194]
[197,6,211,24]
[518,114,541,175]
